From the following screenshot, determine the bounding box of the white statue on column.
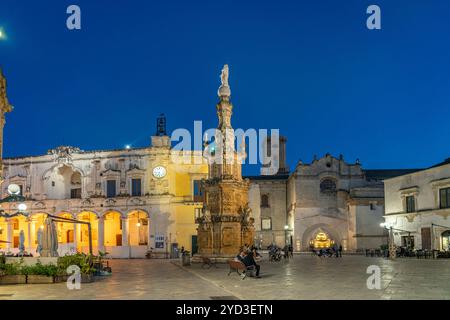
[218,64,231,98]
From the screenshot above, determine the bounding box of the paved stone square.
[0,255,449,300]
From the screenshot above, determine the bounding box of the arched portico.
[76,211,99,254]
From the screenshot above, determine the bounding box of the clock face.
[152,166,167,179]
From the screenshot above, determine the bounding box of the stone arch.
[103,210,123,247]
[76,211,99,252]
[127,209,149,246]
[42,163,86,200]
[301,223,342,250]
[100,209,125,219]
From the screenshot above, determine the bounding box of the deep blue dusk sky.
[0,0,449,175]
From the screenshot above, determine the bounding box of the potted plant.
[56,253,95,283]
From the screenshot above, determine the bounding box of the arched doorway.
[76,211,98,253]
[309,231,335,249]
[128,210,149,246]
[104,211,122,247]
[57,213,75,244]
[442,230,450,251]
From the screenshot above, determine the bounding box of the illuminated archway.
[76,211,98,252]
[0,217,7,249]
[128,210,148,246]
[57,212,75,244]
[10,215,29,249]
[104,211,122,247]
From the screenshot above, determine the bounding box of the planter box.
[27,275,55,284]
[0,275,27,285]
[81,274,94,283]
[54,275,69,283]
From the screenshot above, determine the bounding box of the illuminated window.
[261,218,272,230]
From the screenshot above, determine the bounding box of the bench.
[227,260,255,279]
[201,256,218,269]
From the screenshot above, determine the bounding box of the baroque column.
[121,217,129,246]
[97,216,105,252]
[196,65,255,258]
[6,219,13,252]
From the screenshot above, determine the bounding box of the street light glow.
[18,203,27,211]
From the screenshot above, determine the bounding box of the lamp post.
[0,184,28,218]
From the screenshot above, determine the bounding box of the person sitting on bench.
[242,250,261,278]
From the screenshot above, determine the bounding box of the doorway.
[191,235,198,255]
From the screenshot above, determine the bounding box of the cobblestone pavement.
[0,259,230,300]
[1,256,449,299]
[182,255,450,300]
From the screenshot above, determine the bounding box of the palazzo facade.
[0,134,207,258]
[384,158,450,251]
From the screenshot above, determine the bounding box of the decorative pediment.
[48,146,82,164]
[33,201,46,209]
[129,197,145,206]
[400,186,419,196]
[101,168,121,176]
[431,177,450,189]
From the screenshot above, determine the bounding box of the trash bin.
[181,251,191,266]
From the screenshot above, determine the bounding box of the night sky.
[0,0,449,175]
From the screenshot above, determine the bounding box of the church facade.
[248,143,417,252]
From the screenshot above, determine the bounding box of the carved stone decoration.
[48,146,82,164]
[105,198,116,207]
[81,198,93,207]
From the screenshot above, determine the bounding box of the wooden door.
[421,227,431,250]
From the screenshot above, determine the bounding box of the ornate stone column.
[26,218,32,252]
[6,219,13,251]
[121,217,129,246]
[73,222,78,253]
[97,216,105,252]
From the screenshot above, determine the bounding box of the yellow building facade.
[0,133,208,258]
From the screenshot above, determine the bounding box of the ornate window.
[406,195,415,213]
[320,179,336,193]
[261,194,270,208]
[440,187,450,209]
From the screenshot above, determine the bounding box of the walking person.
[338,244,343,257]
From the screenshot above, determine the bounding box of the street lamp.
[0,184,28,218]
